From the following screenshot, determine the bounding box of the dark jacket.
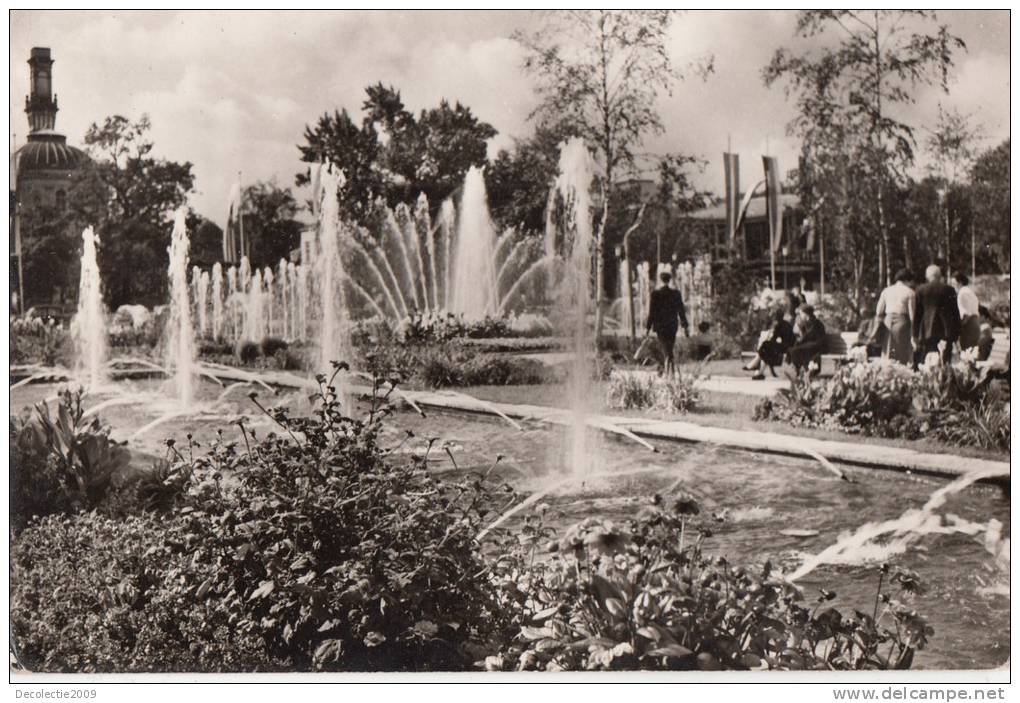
[795,316,826,347]
[914,282,961,343]
[645,287,688,335]
[771,319,797,349]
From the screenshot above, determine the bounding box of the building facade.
[11,47,88,311]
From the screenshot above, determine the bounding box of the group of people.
[742,303,828,379]
[872,265,989,366]
[641,265,996,380]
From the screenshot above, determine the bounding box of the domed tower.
[11,47,88,311]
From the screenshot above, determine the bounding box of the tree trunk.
[593,194,609,343]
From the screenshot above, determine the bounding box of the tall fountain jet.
[316,164,354,378]
[450,166,498,319]
[549,137,601,478]
[71,226,107,387]
[165,208,197,406]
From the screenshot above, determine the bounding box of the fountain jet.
[71,226,107,388]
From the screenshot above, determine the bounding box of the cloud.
[10,10,1009,223]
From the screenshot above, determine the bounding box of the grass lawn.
[458,380,1008,462]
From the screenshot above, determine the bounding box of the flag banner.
[762,155,783,253]
[734,179,763,235]
[723,152,740,244]
[224,182,241,263]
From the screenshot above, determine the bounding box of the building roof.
[684,193,800,222]
[14,132,87,175]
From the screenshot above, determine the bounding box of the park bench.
[741,331,856,373]
[977,330,1009,370]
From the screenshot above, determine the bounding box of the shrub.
[606,366,704,414]
[236,340,261,364]
[484,500,931,671]
[10,390,132,532]
[10,317,73,366]
[755,356,1010,451]
[10,414,71,532]
[606,371,657,409]
[11,370,515,672]
[260,336,289,357]
[367,342,548,389]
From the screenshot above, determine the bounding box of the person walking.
[913,264,961,365]
[645,271,689,376]
[787,304,826,375]
[951,272,981,353]
[875,268,916,365]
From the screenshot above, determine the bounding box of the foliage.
[606,368,703,414]
[297,84,496,222]
[765,11,966,296]
[487,123,576,234]
[969,139,1010,273]
[484,502,930,671]
[10,390,130,531]
[29,388,132,508]
[368,343,550,389]
[515,10,713,333]
[10,317,73,366]
[755,356,1009,451]
[240,180,304,269]
[260,336,289,357]
[68,114,197,308]
[11,370,516,672]
[10,413,71,533]
[236,340,261,365]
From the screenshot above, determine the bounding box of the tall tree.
[241,180,304,269]
[969,139,1010,273]
[486,122,578,234]
[515,10,713,337]
[924,105,984,275]
[69,114,195,307]
[297,85,496,222]
[765,10,965,288]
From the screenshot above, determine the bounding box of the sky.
[9,10,1011,224]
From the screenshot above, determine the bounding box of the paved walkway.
[209,366,1007,480]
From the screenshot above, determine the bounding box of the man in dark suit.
[645,271,689,376]
[913,264,961,365]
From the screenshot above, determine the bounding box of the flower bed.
[10,369,931,673]
[754,353,1010,452]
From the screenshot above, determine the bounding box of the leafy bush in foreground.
[485,500,931,671]
[11,369,514,672]
[10,389,131,531]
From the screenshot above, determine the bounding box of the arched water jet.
[787,465,1011,582]
[384,208,421,312]
[497,255,551,316]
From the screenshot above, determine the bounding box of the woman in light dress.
[874,268,916,365]
[951,272,982,352]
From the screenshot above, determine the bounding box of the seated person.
[743,309,796,379]
[976,305,996,362]
[787,304,827,375]
[688,321,714,361]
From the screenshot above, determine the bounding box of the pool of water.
[10,377,1010,670]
